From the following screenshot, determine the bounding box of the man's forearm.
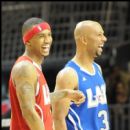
[22,109,45,130]
[50,90,68,103]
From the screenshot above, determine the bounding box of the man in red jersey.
[9,17,85,130]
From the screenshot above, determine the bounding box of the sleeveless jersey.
[9,56,53,130]
[65,60,110,130]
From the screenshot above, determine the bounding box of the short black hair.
[22,17,44,36]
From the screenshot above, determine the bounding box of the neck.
[73,49,95,73]
[74,48,94,64]
[23,50,44,65]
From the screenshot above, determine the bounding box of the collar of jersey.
[32,61,42,71]
[72,60,96,76]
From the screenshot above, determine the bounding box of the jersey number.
[98,110,109,130]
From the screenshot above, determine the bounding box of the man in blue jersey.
[52,20,110,130]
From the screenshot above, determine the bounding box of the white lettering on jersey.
[42,84,50,105]
[87,84,107,108]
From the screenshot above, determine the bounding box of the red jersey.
[9,56,53,130]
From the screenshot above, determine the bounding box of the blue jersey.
[65,60,110,130]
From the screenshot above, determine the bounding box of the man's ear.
[81,36,87,45]
[26,41,31,46]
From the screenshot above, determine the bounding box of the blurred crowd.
[106,65,130,130]
[106,65,130,104]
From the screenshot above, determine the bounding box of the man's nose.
[103,35,107,42]
[45,37,52,43]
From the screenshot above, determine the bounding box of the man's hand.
[66,89,86,105]
[50,89,85,105]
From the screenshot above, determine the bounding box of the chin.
[43,53,50,57]
[95,52,102,57]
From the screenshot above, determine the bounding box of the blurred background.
[1,1,130,130]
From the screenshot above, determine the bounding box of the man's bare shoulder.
[11,61,37,82]
[57,67,77,78]
[55,67,78,90]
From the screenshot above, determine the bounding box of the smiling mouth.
[99,44,104,48]
[42,45,50,53]
[42,45,50,49]
[98,44,104,50]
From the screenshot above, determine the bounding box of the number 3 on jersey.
[98,110,109,130]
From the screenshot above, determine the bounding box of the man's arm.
[12,61,45,130]
[52,67,85,130]
[50,89,85,104]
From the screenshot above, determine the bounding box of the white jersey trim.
[33,61,42,71]
[35,82,40,96]
[72,61,96,76]
[68,114,78,130]
[69,107,83,130]
[35,104,43,122]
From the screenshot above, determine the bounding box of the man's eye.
[48,33,52,36]
[39,35,44,38]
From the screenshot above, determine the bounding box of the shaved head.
[73,20,107,58]
[74,20,103,40]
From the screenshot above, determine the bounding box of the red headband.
[23,22,51,44]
